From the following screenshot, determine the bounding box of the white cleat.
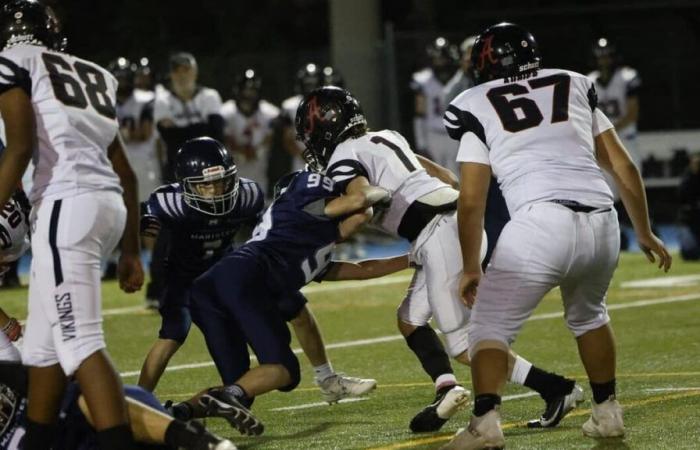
[440,409,505,450]
[317,373,377,404]
[582,396,625,438]
[410,385,471,432]
[212,440,238,450]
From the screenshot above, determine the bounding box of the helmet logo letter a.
[477,35,498,70]
[306,97,321,135]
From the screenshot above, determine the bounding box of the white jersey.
[221,99,279,194]
[116,89,159,201]
[444,68,615,214]
[281,94,302,123]
[153,85,222,128]
[326,130,450,238]
[0,44,122,204]
[588,66,640,139]
[411,68,449,132]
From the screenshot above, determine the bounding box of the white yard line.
[644,387,700,393]
[621,274,700,289]
[119,292,700,378]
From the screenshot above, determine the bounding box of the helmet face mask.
[295,87,367,173]
[181,167,239,216]
[0,383,18,437]
[175,138,240,216]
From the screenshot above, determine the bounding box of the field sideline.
[2,252,699,449]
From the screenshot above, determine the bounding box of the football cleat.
[527,383,585,428]
[317,373,377,404]
[410,385,471,433]
[181,420,239,450]
[199,388,264,436]
[440,409,505,450]
[582,396,625,438]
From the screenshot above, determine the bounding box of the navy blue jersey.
[246,171,343,292]
[142,178,264,279]
[0,385,167,450]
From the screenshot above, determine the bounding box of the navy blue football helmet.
[470,22,540,85]
[233,68,262,116]
[108,57,135,99]
[322,66,345,88]
[0,0,66,51]
[295,63,323,96]
[174,137,239,216]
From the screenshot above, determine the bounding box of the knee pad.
[158,307,192,344]
[278,354,301,392]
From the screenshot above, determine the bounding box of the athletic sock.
[405,325,454,382]
[523,365,575,402]
[313,362,335,382]
[224,383,253,408]
[22,420,56,450]
[435,373,458,392]
[473,393,501,417]
[96,424,135,450]
[590,379,616,404]
[509,355,533,385]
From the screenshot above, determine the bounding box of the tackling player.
[296,86,583,433]
[444,23,671,449]
[0,1,144,448]
[137,137,376,405]
[174,170,405,436]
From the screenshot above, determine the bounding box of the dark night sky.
[45,0,700,131]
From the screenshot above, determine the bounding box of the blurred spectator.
[678,154,700,260]
[670,148,690,177]
[411,37,459,173]
[153,52,223,182]
[221,69,279,197]
[642,154,664,178]
[443,35,476,104]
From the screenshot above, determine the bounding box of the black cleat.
[410,385,470,433]
[199,388,264,436]
[527,384,584,428]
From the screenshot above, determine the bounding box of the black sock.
[165,420,206,448]
[473,393,501,417]
[524,366,574,402]
[590,379,616,404]
[22,420,56,450]
[96,424,135,450]
[405,325,453,382]
[172,402,194,421]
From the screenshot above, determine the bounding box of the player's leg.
[138,282,192,391]
[563,208,623,438]
[444,207,570,448]
[282,292,376,403]
[397,267,468,432]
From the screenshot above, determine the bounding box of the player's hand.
[118,253,144,293]
[638,232,672,272]
[459,271,481,308]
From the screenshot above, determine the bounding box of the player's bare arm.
[613,96,639,131]
[109,134,146,292]
[324,184,390,218]
[0,87,34,207]
[456,161,491,307]
[322,254,410,281]
[416,154,459,189]
[595,128,671,271]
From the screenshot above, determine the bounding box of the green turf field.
[2,252,699,449]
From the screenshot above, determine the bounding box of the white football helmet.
[0,198,30,265]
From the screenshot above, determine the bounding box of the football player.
[0,361,236,450]
[296,86,583,433]
[172,169,403,435]
[443,23,670,448]
[109,57,160,204]
[443,36,477,105]
[138,137,376,405]
[221,69,279,196]
[0,2,144,449]
[411,37,459,173]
